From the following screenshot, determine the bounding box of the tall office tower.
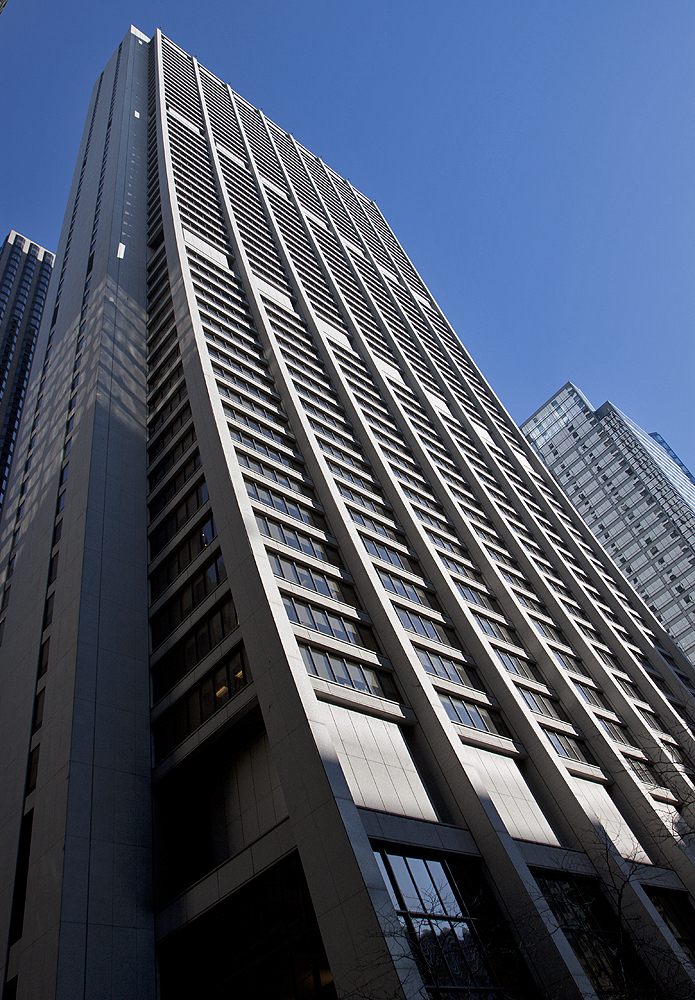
[4,26,695,1000]
[0,233,53,520]
[522,383,695,664]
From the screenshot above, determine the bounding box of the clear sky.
[1,1,693,468]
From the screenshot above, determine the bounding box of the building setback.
[0,233,53,522]
[3,26,695,1000]
[522,383,695,664]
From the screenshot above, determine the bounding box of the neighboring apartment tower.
[0,233,53,520]
[522,383,695,663]
[4,27,695,1000]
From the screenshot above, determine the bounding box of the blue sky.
[1,1,693,467]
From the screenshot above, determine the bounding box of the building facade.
[522,383,695,664]
[2,26,695,1000]
[0,233,53,522]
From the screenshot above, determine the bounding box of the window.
[270,553,356,605]
[662,743,692,769]
[396,607,459,648]
[245,479,325,529]
[624,756,658,786]
[47,553,59,585]
[237,452,311,496]
[593,646,621,670]
[347,504,400,539]
[472,614,519,646]
[438,552,479,581]
[300,645,398,700]
[454,580,495,611]
[425,529,466,556]
[37,639,50,679]
[148,452,203,520]
[149,515,217,602]
[228,425,297,468]
[151,552,227,648]
[518,687,566,721]
[374,849,531,996]
[283,595,378,651]
[149,480,209,558]
[153,646,249,761]
[31,689,45,733]
[597,718,633,745]
[255,514,339,565]
[416,647,484,690]
[152,596,237,701]
[379,569,439,609]
[534,872,651,996]
[544,729,595,765]
[25,745,40,794]
[440,693,511,738]
[149,427,197,489]
[554,649,589,676]
[515,592,546,614]
[574,682,611,710]
[52,521,62,546]
[643,888,695,963]
[495,648,541,682]
[43,592,55,630]
[531,618,566,644]
[361,535,418,573]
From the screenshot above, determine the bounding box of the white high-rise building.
[2,27,695,1000]
[522,383,695,663]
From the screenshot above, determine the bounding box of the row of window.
[246,478,324,529]
[270,552,356,605]
[283,594,378,651]
[150,514,216,602]
[153,646,248,761]
[299,644,398,701]
[152,596,237,701]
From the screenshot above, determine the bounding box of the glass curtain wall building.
[2,26,695,1000]
[522,383,695,664]
[0,233,53,522]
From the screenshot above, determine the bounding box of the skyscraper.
[521,383,695,663]
[0,233,53,520]
[2,25,695,1000]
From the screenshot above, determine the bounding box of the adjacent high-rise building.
[3,26,695,1000]
[522,383,695,663]
[0,233,53,521]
